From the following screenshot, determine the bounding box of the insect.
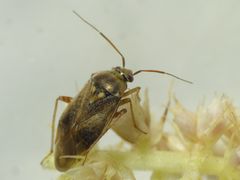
[41,11,192,172]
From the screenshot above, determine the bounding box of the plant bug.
[41,11,192,172]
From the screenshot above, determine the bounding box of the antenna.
[133,69,193,84]
[72,10,126,67]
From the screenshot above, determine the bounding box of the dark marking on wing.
[74,94,120,153]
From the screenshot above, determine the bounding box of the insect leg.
[122,87,140,97]
[119,98,148,134]
[113,108,127,119]
[51,96,73,153]
[41,96,73,166]
[109,108,128,127]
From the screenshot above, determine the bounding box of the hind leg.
[41,96,73,167]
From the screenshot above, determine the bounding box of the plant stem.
[104,150,240,178]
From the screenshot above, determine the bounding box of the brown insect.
[41,11,192,172]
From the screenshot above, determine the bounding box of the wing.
[74,94,120,154]
[54,79,120,171]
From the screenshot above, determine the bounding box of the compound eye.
[123,74,133,82]
[114,66,121,72]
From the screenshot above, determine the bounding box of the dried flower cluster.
[42,91,240,180]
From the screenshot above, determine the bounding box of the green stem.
[103,150,240,178]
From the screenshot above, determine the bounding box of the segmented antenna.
[73,10,126,67]
[133,69,193,84]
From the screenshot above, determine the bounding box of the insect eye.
[114,66,121,71]
[123,74,133,82]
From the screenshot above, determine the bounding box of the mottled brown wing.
[54,79,120,171]
[55,80,94,149]
[74,93,120,153]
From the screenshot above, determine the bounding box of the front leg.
[122,87,140,97]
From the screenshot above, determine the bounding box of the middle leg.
[119,97,148,134]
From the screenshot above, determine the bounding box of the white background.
[0,0,240,179]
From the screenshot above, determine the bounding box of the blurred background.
[0,0,240,179]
